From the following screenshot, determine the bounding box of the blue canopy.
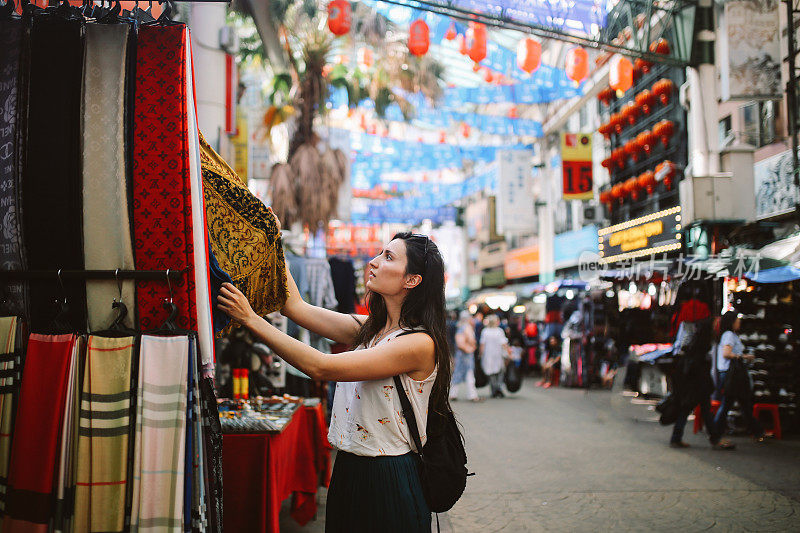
[744,265,800,284]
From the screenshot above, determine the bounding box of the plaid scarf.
[0,317,23,517]
[73,336,135,533]
[130,335,189,531]
[3,334,77,533]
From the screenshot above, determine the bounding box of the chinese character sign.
[561,133,593,200]
[496,150,535,234]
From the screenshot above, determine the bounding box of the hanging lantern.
[621,101,640,125]
[636,130,657,155]
[624,176,641,200]
[601,157,614,172]
[609,112,625,134]
[600,190,614,208]
[359,113,367,131]
[598,122,613,140]
[445,22,457,41]
[637,170,656,194]
[483,68,494,83]
[565,47,589,83]
[461,122,471,138]
[612,147,626,169]
[409,20,430,56]
[635,89,655,114]
[472,62,481,72]
[611,183,625,202]
[466,22,487,63]
[634,57,652,75]
[598,87,615,106]
[650,38,670,55]
[368,124,377,135]
[508,106,518,119]
[327,0,351,36]
[655,160,677,189]
[653,78,675,105]
[457,34,469,55]
[609,55,634,93]
[357,47,374,69]
[439,130,447,144]
[517,38,542,74]
[624,139,641,162]
[653,119,675,146]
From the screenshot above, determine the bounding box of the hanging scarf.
[130,335,189,532]
[0,317,22,518]
[54,336,81,533]
[185,34,214,367]
[190,338,208,533]
[199,133,289,334]
[73,335,135,533]
[0,19,27,318]
[21,14,86,332]
[82,23,136,332]
[3,333,77,533]
[131,24,197,333]
[198,377,223,533]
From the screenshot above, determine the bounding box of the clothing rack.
[0,269,185,281]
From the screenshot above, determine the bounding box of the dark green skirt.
[326,451,431,533]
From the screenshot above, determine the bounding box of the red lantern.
[609,55,634,93]
[637,170,656,194]
[409,20,430,57]
[621,101,640,125]
[357,47,374,69]
[653,119,675,146]
[600,190,614,208]
[359,114,367,131]
[655,160,677,189]
[517,38,542,74]
[634,57,652,75]
[636,130,657,155]
[611,183,625,202]
[445,22,457,41]
[598,87,615,106]
[461,122,471,138]
[653,78,675,105]
[612,147,626,169]
[650,38,670,55]
[609,112,625,134]
[327,0,351,36]
[483,68,494,83]
[472,62,481,72]
[635,89,655,114]
[624,176,641,200]
[508,106,518,119]
[457,34,468,55]
[598,122,613,140]
[624,139,641,162]
[601,157,614,172]
[439,130,447,144]
[565,47,589,83]
[466,22,487,63]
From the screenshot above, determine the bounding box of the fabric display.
[0,317,24,518]
[199,132,289,334]
[328,258,357,314]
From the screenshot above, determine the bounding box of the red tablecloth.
[223,404,332,533]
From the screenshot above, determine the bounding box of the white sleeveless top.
[328,329,437,457]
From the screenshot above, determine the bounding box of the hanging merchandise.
[199,133,289,335]
[327,0,351,36]
[609,55,633,93]
[466,21,487,63]
[565,47,589,83]
[0,317,22,519]
[516,37,541,74]
[22,14,87,332]
[0,19,25,318]
[408,19,430,56]
[82,23,136,332]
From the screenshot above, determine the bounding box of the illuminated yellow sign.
[599,206,682,263]
[608,220,664,251]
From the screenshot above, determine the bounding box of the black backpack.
[393,375,471,513]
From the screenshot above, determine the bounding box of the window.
[718,115,732,148]
[740,100,779,148]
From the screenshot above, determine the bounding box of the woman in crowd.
[218,230,451,532]
[713,312,765,442]
[537,335,562,388]
[449,310,482,402]
[479,314,510,398]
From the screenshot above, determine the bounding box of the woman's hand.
[217,282,259,329]
[267,206,281,232]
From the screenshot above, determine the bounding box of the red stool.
[753,403,782,439]
[693,400,721,434]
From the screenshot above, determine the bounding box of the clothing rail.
[0,269,185,281]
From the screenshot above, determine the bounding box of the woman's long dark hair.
[719,311,738,336]
[353,232,452,413]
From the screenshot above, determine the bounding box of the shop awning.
[744,265,800,284]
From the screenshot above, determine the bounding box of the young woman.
[217,231,451,533]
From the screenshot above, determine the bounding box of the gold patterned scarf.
[199,132,288,334]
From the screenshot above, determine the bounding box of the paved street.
[281,378,800,532]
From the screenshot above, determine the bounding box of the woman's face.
[733,317,741,332]
[366,239,418,297]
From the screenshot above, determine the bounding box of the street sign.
[561,133,593,200]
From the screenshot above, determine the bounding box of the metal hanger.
[93,269,138,337]
[49,269,73,334]
[1,0,16,20]
[146,269,193,336]
[143,0,179,27]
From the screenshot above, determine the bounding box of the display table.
[223,404,331,532]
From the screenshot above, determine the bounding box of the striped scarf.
[73,336,135,533]
[54,336,82,533]
[130,335,189,532]
[0,317,22,517]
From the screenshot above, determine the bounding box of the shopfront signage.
[598,206,682,263]
[496,149,535,234]
[481,268,507,288]
[504,246,540,280]
[560,133,593,200]
[554,225,599,269]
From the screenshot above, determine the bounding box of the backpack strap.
[393,375,425,458]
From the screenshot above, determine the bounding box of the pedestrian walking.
[218,230,453,532]
[450,310,482,402]
[480,315,510,398]
[713,312,766,442]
